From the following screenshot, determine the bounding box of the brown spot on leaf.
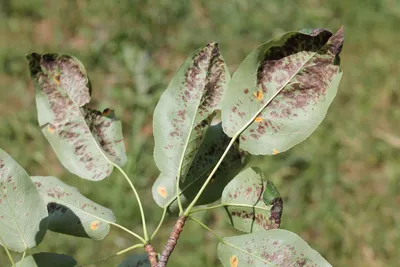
[273,149,279,155]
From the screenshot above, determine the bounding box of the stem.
[19,250,26,267]
[190,203,271,214]
[109,221,147,244]
[77,243,144,267]
[0,235,15,267]
[188,216,223,242]
[157,216,187,267]
[151,207,167,240]
[113,164,149,241]
[183,137,237,216]
[145,243,158,267]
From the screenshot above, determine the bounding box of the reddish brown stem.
[157,215,187,267]
[145,243,158,267]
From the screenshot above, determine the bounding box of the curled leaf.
[26,53,127,180]
[32,176,115,240]
[221,167,282,232]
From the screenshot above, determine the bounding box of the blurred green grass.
[0,0,399,266]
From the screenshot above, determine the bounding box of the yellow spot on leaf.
[158,186,167,199]
[47,126,55,133]
[253,89,264,101]
[54,74,61,85]
[90,221,100,231]
[230,255,238,267]
[273,149,279,155]
[210,177,215,183]
[255,117,263,123]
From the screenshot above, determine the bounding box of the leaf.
[221,167,282,233]
[118,253,150,267]
[31,176,115,240]
[218,230,332,267]
[26,53,127,181]
[153,42,230,191]
[221,27,344,155]
[13,252,77,267]
[0,149,48,252]
[152,123,249,211]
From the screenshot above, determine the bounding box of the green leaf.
[31,176,115,240]
[221,27,344,155]
[118,253,150,267]
[0,149,48,252]
[152,42,230,199]
[152,123,249,210]
[13,253,77,267]
[26,53,127,181]
[221,167,282,233]
[218,230,332,267]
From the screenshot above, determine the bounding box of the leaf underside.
[26,53,127,181]
[0,149,48,252]
[32,176,115,240]
[218,230,332,267]
[152,42,231,208]
[222,27,344,155]
[221,167,282,233]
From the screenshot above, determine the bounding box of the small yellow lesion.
[47,126,55,133]
[54,73,61,85]
[157,186,167,199]
[273,148,279,155]
[253,88,264,101]
[254,117,263,123]
[230,255,238,267]
[90,221,100,230]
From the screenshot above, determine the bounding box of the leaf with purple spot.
[31,176,115,240]
[26,53,127,181]
[218,229,332,267]
[152,43,230,206]
[152,123,249,211]
[221,167,282,233]
[221,27,344,155]
[12,252,77,267]
[0,149,48,252]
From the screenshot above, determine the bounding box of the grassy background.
[0,0,399,266]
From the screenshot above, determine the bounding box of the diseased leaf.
[218,230,332,267]
[118,253,150,267]
[221,167,282,233]
[13,252,77,267]
[152,123,249,211]
[0,149,48,252]
[222,27,344,155]
[31,176,115,240]
[152,42,230,202]
[26,53,127,181]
